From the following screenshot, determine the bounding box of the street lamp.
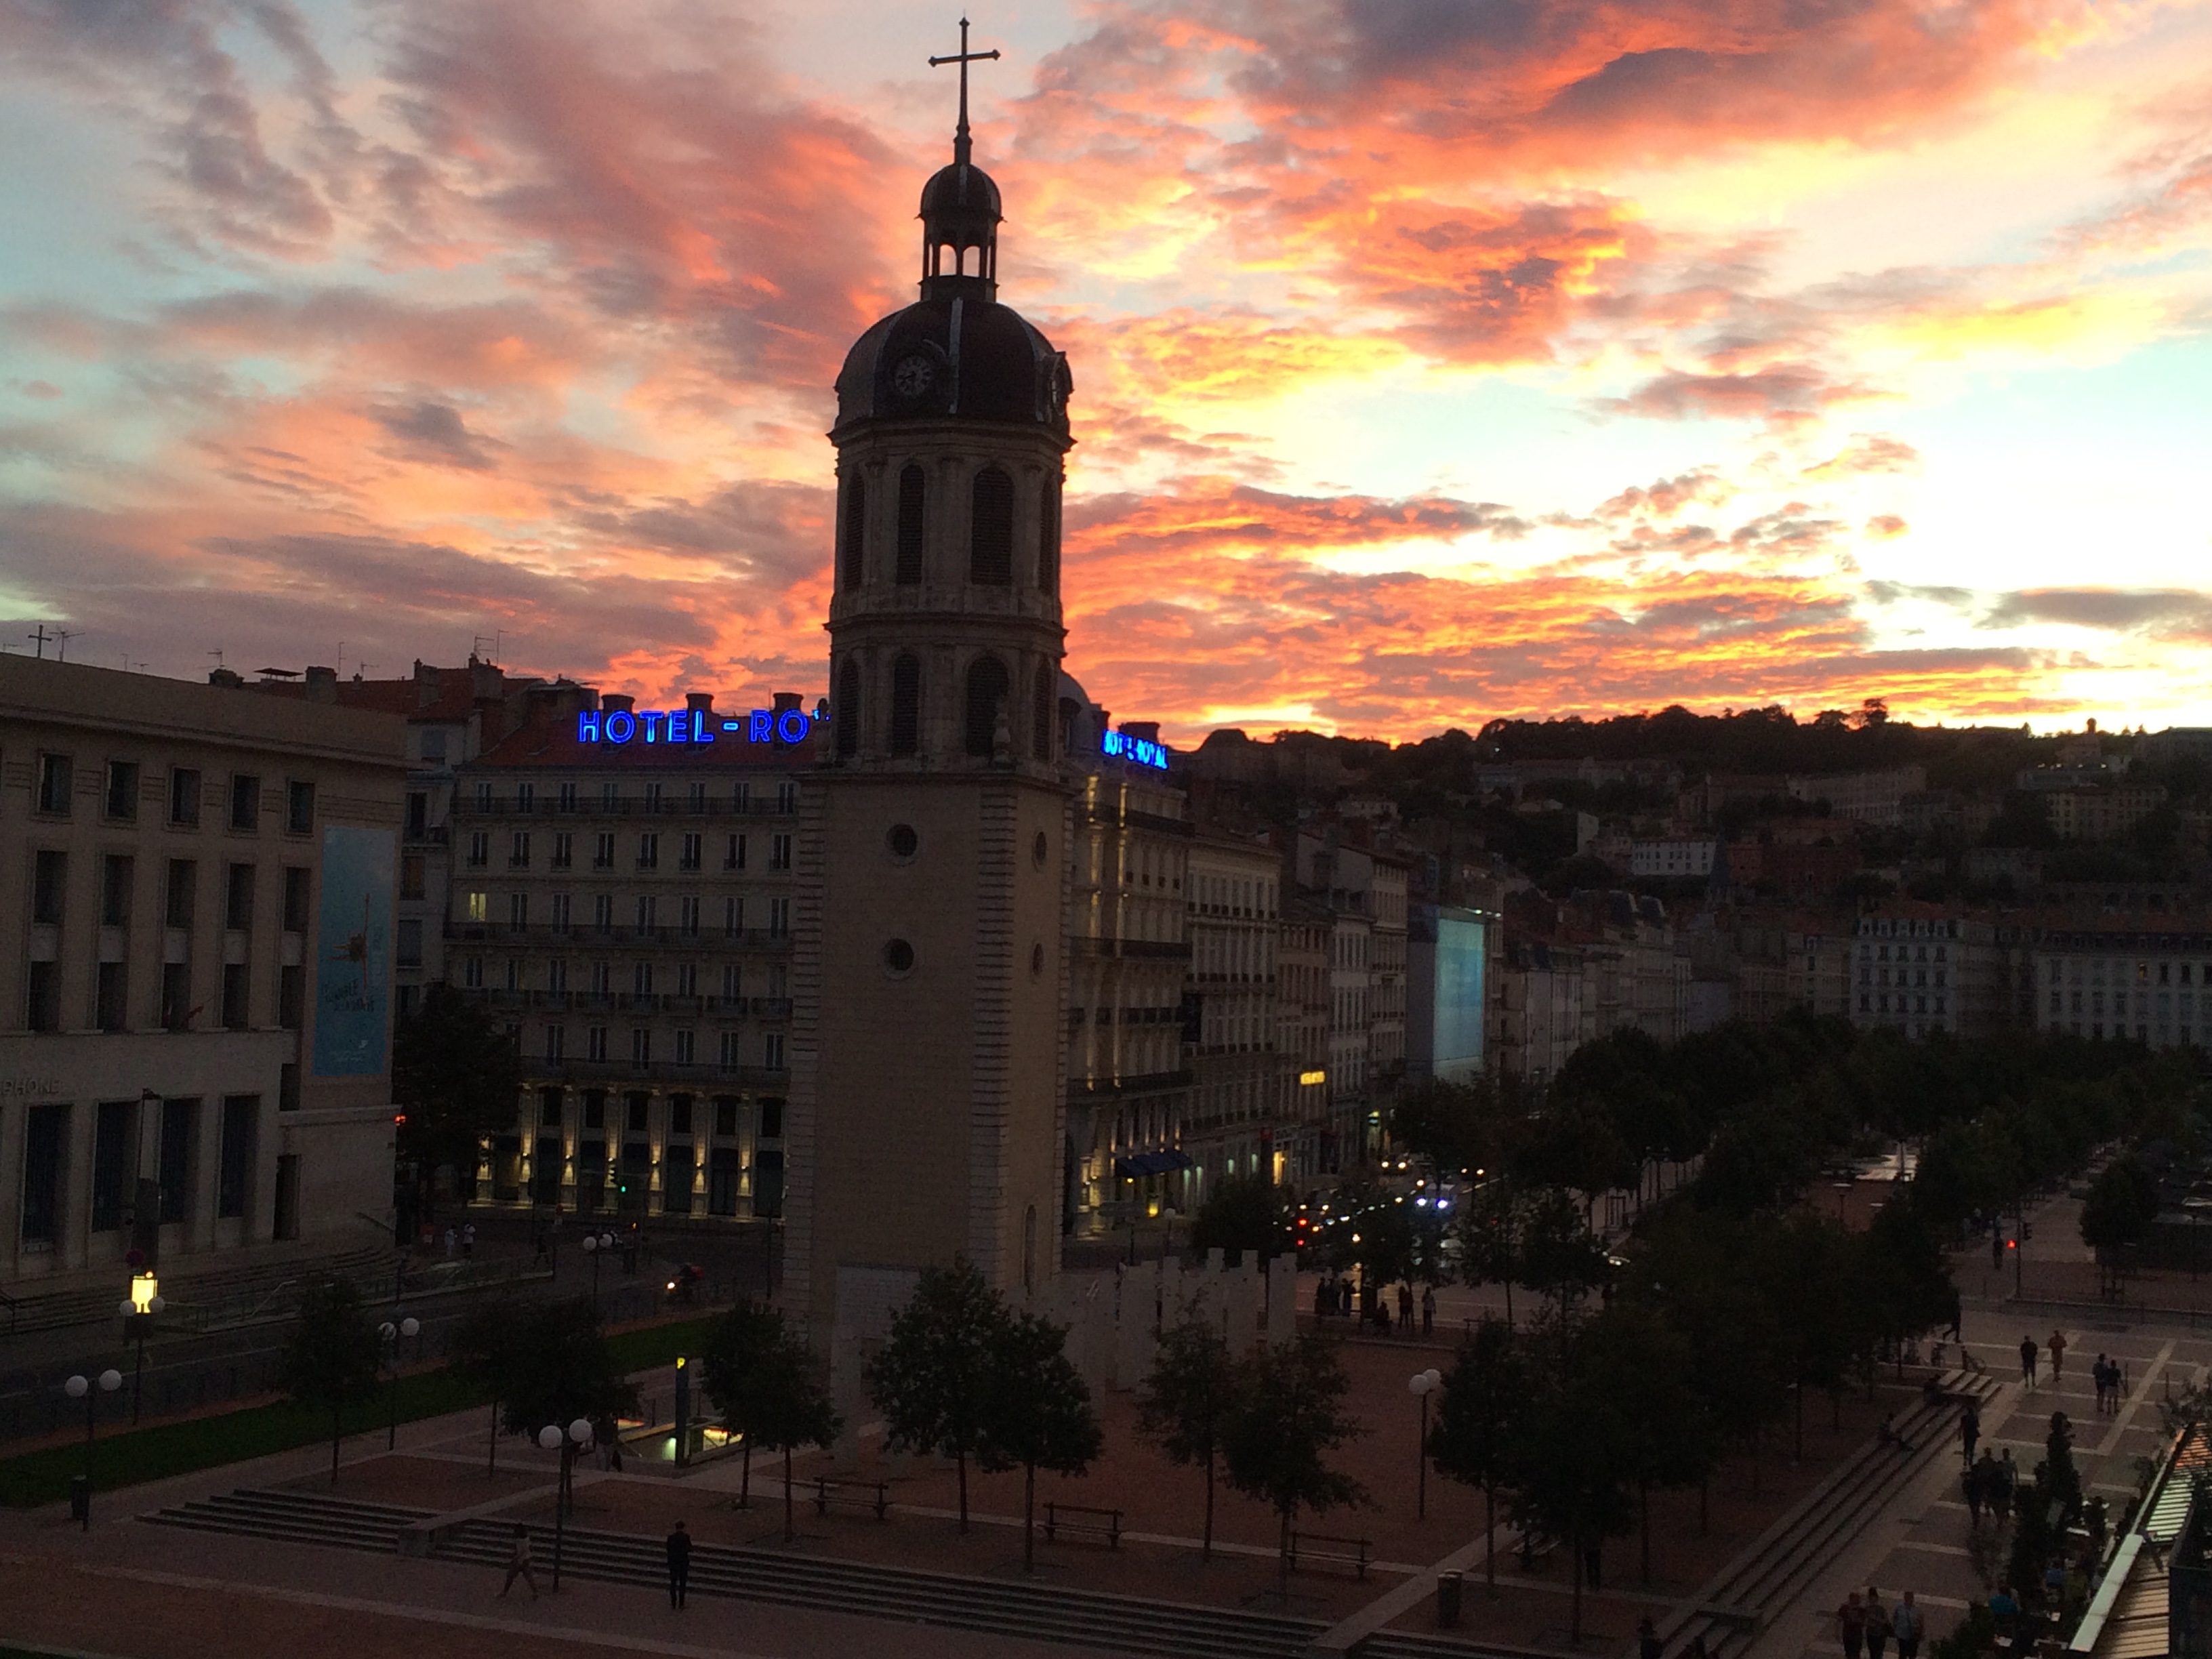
[64,1369,123,1529]
[377,1317,422,1449]
[579,1231,617,1310]
[537,1416,595,1590]
[116,1272,163,1424]
[1409,1368,1441,1521]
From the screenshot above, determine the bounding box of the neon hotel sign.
[577,701,1170,771]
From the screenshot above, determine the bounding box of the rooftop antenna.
[208,648,226,672]
[929,16,1001,168]
[356,661,375,680]
[336,640,345,678]
[54,629,74,662]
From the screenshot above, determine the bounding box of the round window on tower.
[1031,830,1049,869]
[883,939,916,977]
[887,823,919,863]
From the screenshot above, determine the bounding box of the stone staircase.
[142,1487,1332,1659]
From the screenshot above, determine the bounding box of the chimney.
[685,691,714,714]
[601,693,636,714]
[304,665,337,703]
[1121,721,1162,744]
[208,668,244,689]
[471,659,502,701]
[772,691,803,714]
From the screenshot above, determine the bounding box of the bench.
[1290,1529,1372,1580]
[813,1477,888,1521]
[1043,1502,1122,1549]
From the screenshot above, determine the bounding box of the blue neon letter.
[577,710,600,743]
[777,709,810,744]
[749,711,773,742]
[603,710,636,744]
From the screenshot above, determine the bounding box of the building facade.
[2,657,406,1298]
[1181,834,1290,1195]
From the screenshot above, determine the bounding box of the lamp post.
[116,1271,163,1425]
[1409,1368,1441,1521]
[537,1417,595,1589]
[377,1316,422,1449]
[580,1231,617,1311]
[64,1369,123,1530]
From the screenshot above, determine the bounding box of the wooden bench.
[1289,1530,1372,1580]
[1042,1502,1123,1549]
[813,1477,888,1521]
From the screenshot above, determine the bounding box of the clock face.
[892,354,937,399]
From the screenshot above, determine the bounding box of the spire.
[928,17,1000,169]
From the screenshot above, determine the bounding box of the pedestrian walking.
[443,1226,456,1258]
[1638,1616,1662,1659]
[665,1520,692,1608]
[2048,1329,2068,1381]
[1340,1277,1353,1316]
[1420,1284,1436,1338]
[1396,1283,1414,1334]
[1961,1401,1980,1466]
[1865,1588,1891,1659]
[1963,1456,1986,1526]
[2020,1334,2039,1386]
[1892,1591,1925,1659]
[1992,1229,2005,1271]
[1999,1448,2019,1510]
[462,1222,476,1258]
[1838,1591,1867,1659]
[498,1523,538,1599]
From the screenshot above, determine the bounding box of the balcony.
[450,796,798,819]
[516,1057,790,1088]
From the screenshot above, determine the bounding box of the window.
[836,659,860,756]
[631,1028,651,1067]
[964,655,1010,756]
[1038,473,1060,590]
[636,895,659,931]
[674,1029,695,1065]
[771,834,793,872]
[169,767,201,826]
[732,780,751,813]
[559,781,577,812]
[840,469,867,587]
[644,781,663,811]
[662,1141,695,1214]
[602,781,620,811]
[551,893,572,933]
[769,897,790,938]
[158,1097,195,1222]
[464,956,484,988]
[890,653,921,756]
[475,781,493,811]
[509,831,531,868]
[593,894,615,933]
[26,961,60,1031]
[548,959,568,994]
[283,866,310,931]
[634,962,654,996]
[217,1095,255,1219]
[279,964,304,1027]
[680,832,701,872]
[222,962,249,1029]
[637,833,659,869]
[516,781,535,811]
[689,781,707,810]
[760,1098,783,1138]
[896,463,925,583]
[91,1100,135,1232]
[225,863,254,930]
[970,466,1013,583]
[594,832,615,869]
[20,1105,64,1242]
[719,1030,743,1069]
[466,830,489,869]
[33,850,66,924]
[161,962,191,1030]
[552,832,573,869]
[722,964,743,1000]
[229,773,260,831]
[680,896,701,937]
[1033,663,1053,761]
[97,962,127,1031]
[588,1025,609,1061]
[724,897,745,936]
[508,892,529,932]
[777,781,796,813]
[405,792,428,838]
[466,890,489,924]
[724,832,747,870]
[764,1031,786,1071]
[715,1097,739,1138]
[546,1025,566,1062]
[35,753,72,815]
[676,962,697,997]
[106,760,139,821]
[285,779,314,834]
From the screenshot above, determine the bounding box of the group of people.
[1310,1273,1438,1337]
[2018,1328,2066,1386]
[2091,1351,2129,1413]
[1835,1587,1928,1659]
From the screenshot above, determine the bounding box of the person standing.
[665,1520,692,1609]
[1963,1454,1990,1525]
[1961,1401,1980,1466]
[1837,1591,1867,1659]
[1999,1448,2019,1512]
[2020,1334,2039,1387]
[1396,1283,1414,1334]
[1864,1587,1892,1659]
[1891,1591,1925,1659]
[1638,1616,1662,1659]
[443,1225,457,1258]
[2048,1329,2068,1382]
[462,1222,476,1259]
[1420,1284,1436,1338]
[498,1523,538,1600]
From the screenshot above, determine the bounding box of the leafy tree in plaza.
[1427,1317,1526,1598]
[392,982,520,1212]
[1638,1209,1790,1500]
[1136,1309,1244,1559]
[1351,1191,1417,1298]
[1513,1101,1636,1216]
[279,1275,383,1486]
[695,1297,793,1509]
[1507,1309,1637,1643]
[1759,1213,1862,1454]
[2081,1155,2160,1292]
[981,1311,1105,1572]
[1389,1078,1485,1173]
[1862,1194,1959,1373]
[1580,1300,1714,1584]
[1455,1178,1528,1326]
[1221,1334,1368,1593]
[497,1296,640,1449]
[1189,1174,1288,1267]
[866,1256,1012,1532]
[449,1296,525,1475]
[717,1307,840,1542]
[1516,1186,1610,1317]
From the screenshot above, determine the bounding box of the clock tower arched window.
[896,464,926,583]
[970,466,1013,585]
[964,655,1009,756]
[838,473,866,589]
[888,653,921,756]
[834,659,860,757]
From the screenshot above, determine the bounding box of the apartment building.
[1849,908,2006,1038]
[2030,924,2212,1046]
[1,657,406,1296]
[1183,834,1292,1194]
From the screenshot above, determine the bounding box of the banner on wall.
[314,825,394,1076]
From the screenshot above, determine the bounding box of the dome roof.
[920,159,1002,226]
[834,295,1073,438]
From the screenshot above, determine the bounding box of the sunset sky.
[2,0,2209,743]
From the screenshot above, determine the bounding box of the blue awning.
[1113,1150,1193,1179]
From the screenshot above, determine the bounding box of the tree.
[1507,1312,1638,1642]
[1427,1317,1525,1597]
[727,1310,842,1542]
[1580,1301,1713,1584]
[1221,1334,1368,1594]
[1136,1309,1244,1560]
[279,1275,382,1486]
[392,983,520,1217]
[449,1297,524,1475]
[498,1298,640,1467]
[1456,1179,1528,1326]
[982,1312,1105,1572]
[696,1298,792,1509]
[2081,1155,2159,1292]
[1517,1186,1610,1316]
[866,1257,1011,1532]
[1189,1175,1286,1267]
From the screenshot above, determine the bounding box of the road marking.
[1892,1541,1971,1557]
[2098,1338,2174,1459]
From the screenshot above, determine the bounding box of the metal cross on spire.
[928,17,1000,167]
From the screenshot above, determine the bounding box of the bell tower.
[786,22,1075,1359]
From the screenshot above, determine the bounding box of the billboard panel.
[314,825,394,1076]
[1429,914,1488,1082]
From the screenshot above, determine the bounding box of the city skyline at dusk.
[2,0,2209,741]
